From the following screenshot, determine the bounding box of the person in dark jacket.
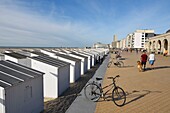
[141,51,148,71]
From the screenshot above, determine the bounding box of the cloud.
[0,1,95,47]
[1,0,170,47]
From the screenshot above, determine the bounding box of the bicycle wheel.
[84,83,101,102]
[107,61,112,68]
[112,87,126,107]
[117,61,124,68]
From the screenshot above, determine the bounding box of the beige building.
[112,35,119,48]
[126,33,133,48]
[146,30,170,55]
[120,38,126,49]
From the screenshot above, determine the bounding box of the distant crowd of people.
[112,48,168,71]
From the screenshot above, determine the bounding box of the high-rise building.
[126,29,155,49]
[112,35,119,48]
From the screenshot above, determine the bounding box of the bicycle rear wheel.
[112,87,126,107]
[117,61,124,68]
[84,83,101,102]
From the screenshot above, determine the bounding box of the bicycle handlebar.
[107,75,120,80]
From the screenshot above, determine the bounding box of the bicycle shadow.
[125,90,162,105]
[97,90,162,105]
[121,65,134,68]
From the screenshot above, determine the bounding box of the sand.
[42,63,100,113]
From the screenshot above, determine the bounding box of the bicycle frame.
[98,80,117,100]
[84,75,126,106]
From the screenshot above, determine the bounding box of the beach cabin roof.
[45,50,81,62]
[71,52,88,59]
[0,60,44,88]
[4,52,27,59]
[31,55,70,67]
[55,53,81,62]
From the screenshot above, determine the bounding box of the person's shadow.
[145,66,170,71]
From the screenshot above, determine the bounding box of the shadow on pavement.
[125,90,162,105]
[97,90,162,106]
[144,66,170,72]
[121,65,134,68]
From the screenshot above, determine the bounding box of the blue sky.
[0,0,170,47]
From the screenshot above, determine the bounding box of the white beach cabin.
[40,50,81,83]
[0,60,44,113]
[3,53,70,98]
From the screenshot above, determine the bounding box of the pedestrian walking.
[148,52,156,69]
[141,51,148,71]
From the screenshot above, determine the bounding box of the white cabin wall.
[4,55,18,63]
[0,87,5,113]
[75,61,81,81]
[5,76,43,113]
[58,65,70,96]
[31,59,58,98]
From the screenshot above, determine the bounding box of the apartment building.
[126,29,155,49]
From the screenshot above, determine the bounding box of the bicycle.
[107,58,124,68]
[84,75,126,107]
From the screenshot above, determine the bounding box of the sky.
[0,0,170,47]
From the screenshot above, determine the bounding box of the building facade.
[126,33,133,48]
[146,30,170,55]
[126,29,155,49]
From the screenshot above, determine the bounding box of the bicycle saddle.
[96,77,103,81]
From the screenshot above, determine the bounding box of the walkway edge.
[66,54,110,113]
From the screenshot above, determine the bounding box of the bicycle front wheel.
[117,61,124,68]
[84,83,101,102]
[112,87,126,107]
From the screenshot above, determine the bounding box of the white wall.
[5,76,43,113]
[30,59,58,98]
[75,61,81,82]
[75,52,91,70]
[68,54,86,75]
[0,87,5,113]
[0,54,4,61]
[58,65,70,96]
[134,32,142,48]
[50,55,77,83]
[81,52,95,66]
[4,55,18,63]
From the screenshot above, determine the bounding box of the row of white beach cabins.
[0,48,109,113]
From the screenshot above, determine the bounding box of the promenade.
[95,51,170,113]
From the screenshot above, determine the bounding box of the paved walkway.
[95,51,170,113]
[66,54,110,113]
